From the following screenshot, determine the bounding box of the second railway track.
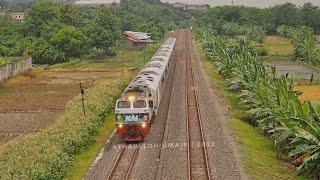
[185,30,211,180]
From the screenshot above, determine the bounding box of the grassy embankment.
[195,41,307,180]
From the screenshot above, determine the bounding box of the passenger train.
[115,38,176,141]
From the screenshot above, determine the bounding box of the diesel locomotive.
[115,38,176,141]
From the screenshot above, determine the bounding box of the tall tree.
[83,23,113,54]
[301,3,320,34]
[273,3,302,27]
[94,5,120,41]
[51,26,87,60]
[25,0,62,37]
[61,4,83,27]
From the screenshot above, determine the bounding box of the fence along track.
[185,29,211,180]
[107,145,140,180]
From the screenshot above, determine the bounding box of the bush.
[246,26,266,43]
[0,57,8,67]
[0,77,130,179]
[255,46,268,56]
[293,26,320,65]
[277,25,298,38]
[221,22,243,37]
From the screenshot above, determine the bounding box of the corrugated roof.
[75,0,120,5]
[123,31,154,43]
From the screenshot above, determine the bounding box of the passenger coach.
[115,38,176,141]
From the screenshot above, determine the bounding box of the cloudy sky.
[161,0,320,7]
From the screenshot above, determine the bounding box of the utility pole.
[79,82,86,117]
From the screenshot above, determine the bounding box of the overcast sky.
[161,0,320,7]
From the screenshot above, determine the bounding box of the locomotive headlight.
[128,96,135,101]
[141,123,147,129]
[118,124,123,129]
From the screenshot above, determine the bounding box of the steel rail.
[107,147,125,180]
[185,29,211,180]
[107,145,140,180]
[185,29,191,180]
[124,147,139,180]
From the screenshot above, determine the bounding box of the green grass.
[228,119,305,180]
[0,57,8,67]
[64,113,115,180]
[195,40,307,180]
[263,36,293,56]
[262,55,292,62]
[48,45,159,71]
[48,50,140,71]
[257,36,294,63]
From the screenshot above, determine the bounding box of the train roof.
[123,37,176,96]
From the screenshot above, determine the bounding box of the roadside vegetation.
[194,19,320,178]
[196,42,304,179]
[0,57,8,66]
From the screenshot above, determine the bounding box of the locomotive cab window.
[133,100,147,108]
[149,100,154,108]
[117,101,130,108]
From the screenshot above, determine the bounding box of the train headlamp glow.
[128,96,135,101]
[118,124,123,129]
[141,123,147,129]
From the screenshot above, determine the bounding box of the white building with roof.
[123,31,155,50]
[74,0,121,7]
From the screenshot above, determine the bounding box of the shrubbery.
[0,57,8,67]
[276,25,298,38]
[0,77,130,179]
[245,25,266,43]
[254,46,268,56]
[292,26,320,66]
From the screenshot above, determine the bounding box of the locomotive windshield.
[133,100,147,108]
[117,101,130,108]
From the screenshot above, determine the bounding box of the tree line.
[197,2,320,36]
[196,3,320,66]
[0,0,191,64]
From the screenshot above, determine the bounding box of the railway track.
[155,30,183,179]
[107,145,140,180]
[185,30,211,180]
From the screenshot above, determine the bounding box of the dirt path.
[86,29,247,179]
